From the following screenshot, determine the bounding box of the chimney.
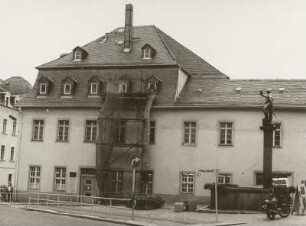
[124,4,133,52]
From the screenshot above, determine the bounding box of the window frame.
[273,122,282,148]
[32,120,44,141]
[74,51,82,61]
[12,120,17,136]
[115,121,126,143]
[179,171,195,194]
[0,145,5,160]
[219,121,233,146]
[183,121,197,146]
[90,82,99,95]
[218,173,232,184]
[110,170,123,193]
[143,48,152,59]
[141,171,153,195]
[57,120,70,142]
[54,167,67,191]
[28,165,41,190]
[10,147,14,161]
[149,121,156,144]
[63,83,72,95]
[39,83,48,95]
[2,119,7,134]
[119,82,128,94]
[84,120,98,142]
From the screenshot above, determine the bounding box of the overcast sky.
[0,0,305,85]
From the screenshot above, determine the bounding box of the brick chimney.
[124,4,133,52]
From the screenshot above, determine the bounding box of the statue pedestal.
[260,119,276,189]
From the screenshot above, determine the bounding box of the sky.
[0,0,306,85]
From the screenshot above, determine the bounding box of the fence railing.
[1,192,135,220]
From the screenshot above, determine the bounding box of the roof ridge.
[152,26,179,66]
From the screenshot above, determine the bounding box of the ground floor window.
[54,167,67,191]
[110,170,123,193]
[218,173,232,184]
[141,171,153,195]
[255,171,291,186]
[29,166,41,189]
[180,172,195,194]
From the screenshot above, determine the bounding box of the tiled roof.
[38,26,227,78]
[175,78,306,109]
[0,76,31,95]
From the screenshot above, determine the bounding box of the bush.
[127,195,164,210]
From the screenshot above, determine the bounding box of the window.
[57,120,69,142]
[63,83,72,95]
[149,121,156,144]
[90,83,99,95]
[141,171,153,195]
[111,170,123,193]
[0,145,5,160]
[218,173,232,184]
[10,147,14,161]
[29,166,41,189]
[273,123,281,147]
[115,121,125,143]
[12,120,17,135]
[85,120,98,142]
[219,122,233,146]
[8,174,12,184]
[180,172,195,194]
[74,51,82,61]
[54,167,66,191]
[119,82,128,94]
[183,122,196,145]
[39,83,48,95]
[3,119,7,134]
[255,172,291,186]
[32,120,44,141]
[143,48,151,59]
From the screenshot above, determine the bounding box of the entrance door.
[80,175,98,197]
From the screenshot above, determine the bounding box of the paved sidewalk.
[2,202,269,226]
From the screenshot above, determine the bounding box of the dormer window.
[88,77,104,96]
[39,83,48,95]
[61,77,78,97]
[90,83,99,95]
[74,51,82,61]
[72,46,88,62]
[37,76,53,96]
[63,83,72,95]
[146,75,162,94]
[141,44,156,60]
[119,82,129,94]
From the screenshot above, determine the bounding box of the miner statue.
[260,88,274,122]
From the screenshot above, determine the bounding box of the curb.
[26,207,159,226]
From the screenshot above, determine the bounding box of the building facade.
[16,5,306,203]
[0,76,31,187]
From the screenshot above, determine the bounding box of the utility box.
[174,202,185,212]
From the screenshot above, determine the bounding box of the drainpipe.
[14,107,23,200]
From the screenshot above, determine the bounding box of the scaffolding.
[95,77,156,197]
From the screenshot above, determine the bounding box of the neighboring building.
[16,5,306,204]
[0,76,31,187]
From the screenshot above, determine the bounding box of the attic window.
[143,48,152,59]
[90,83,99,95]
[39,83,48,95]
[63,83,72,95]
[74,51,82,61]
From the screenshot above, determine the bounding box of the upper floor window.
[85,120,98,142]
[61,77,78,96]
[90,83,99,95]
[57,120,69,142]
[0,145,5,160]
[2,119,7,134]
[32,120,44,141]
[219,122,233,146]
[183,121,196,145]
[37,77,53,96]
[115,121,125,143]
[29,166,41,189]
[119,82,129,94]
[12,120,17,135]
[273,123,281,147]
[149,121,156,144]
[180,172,195,194]
[54,167,67,191]
[10,147,14,161]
